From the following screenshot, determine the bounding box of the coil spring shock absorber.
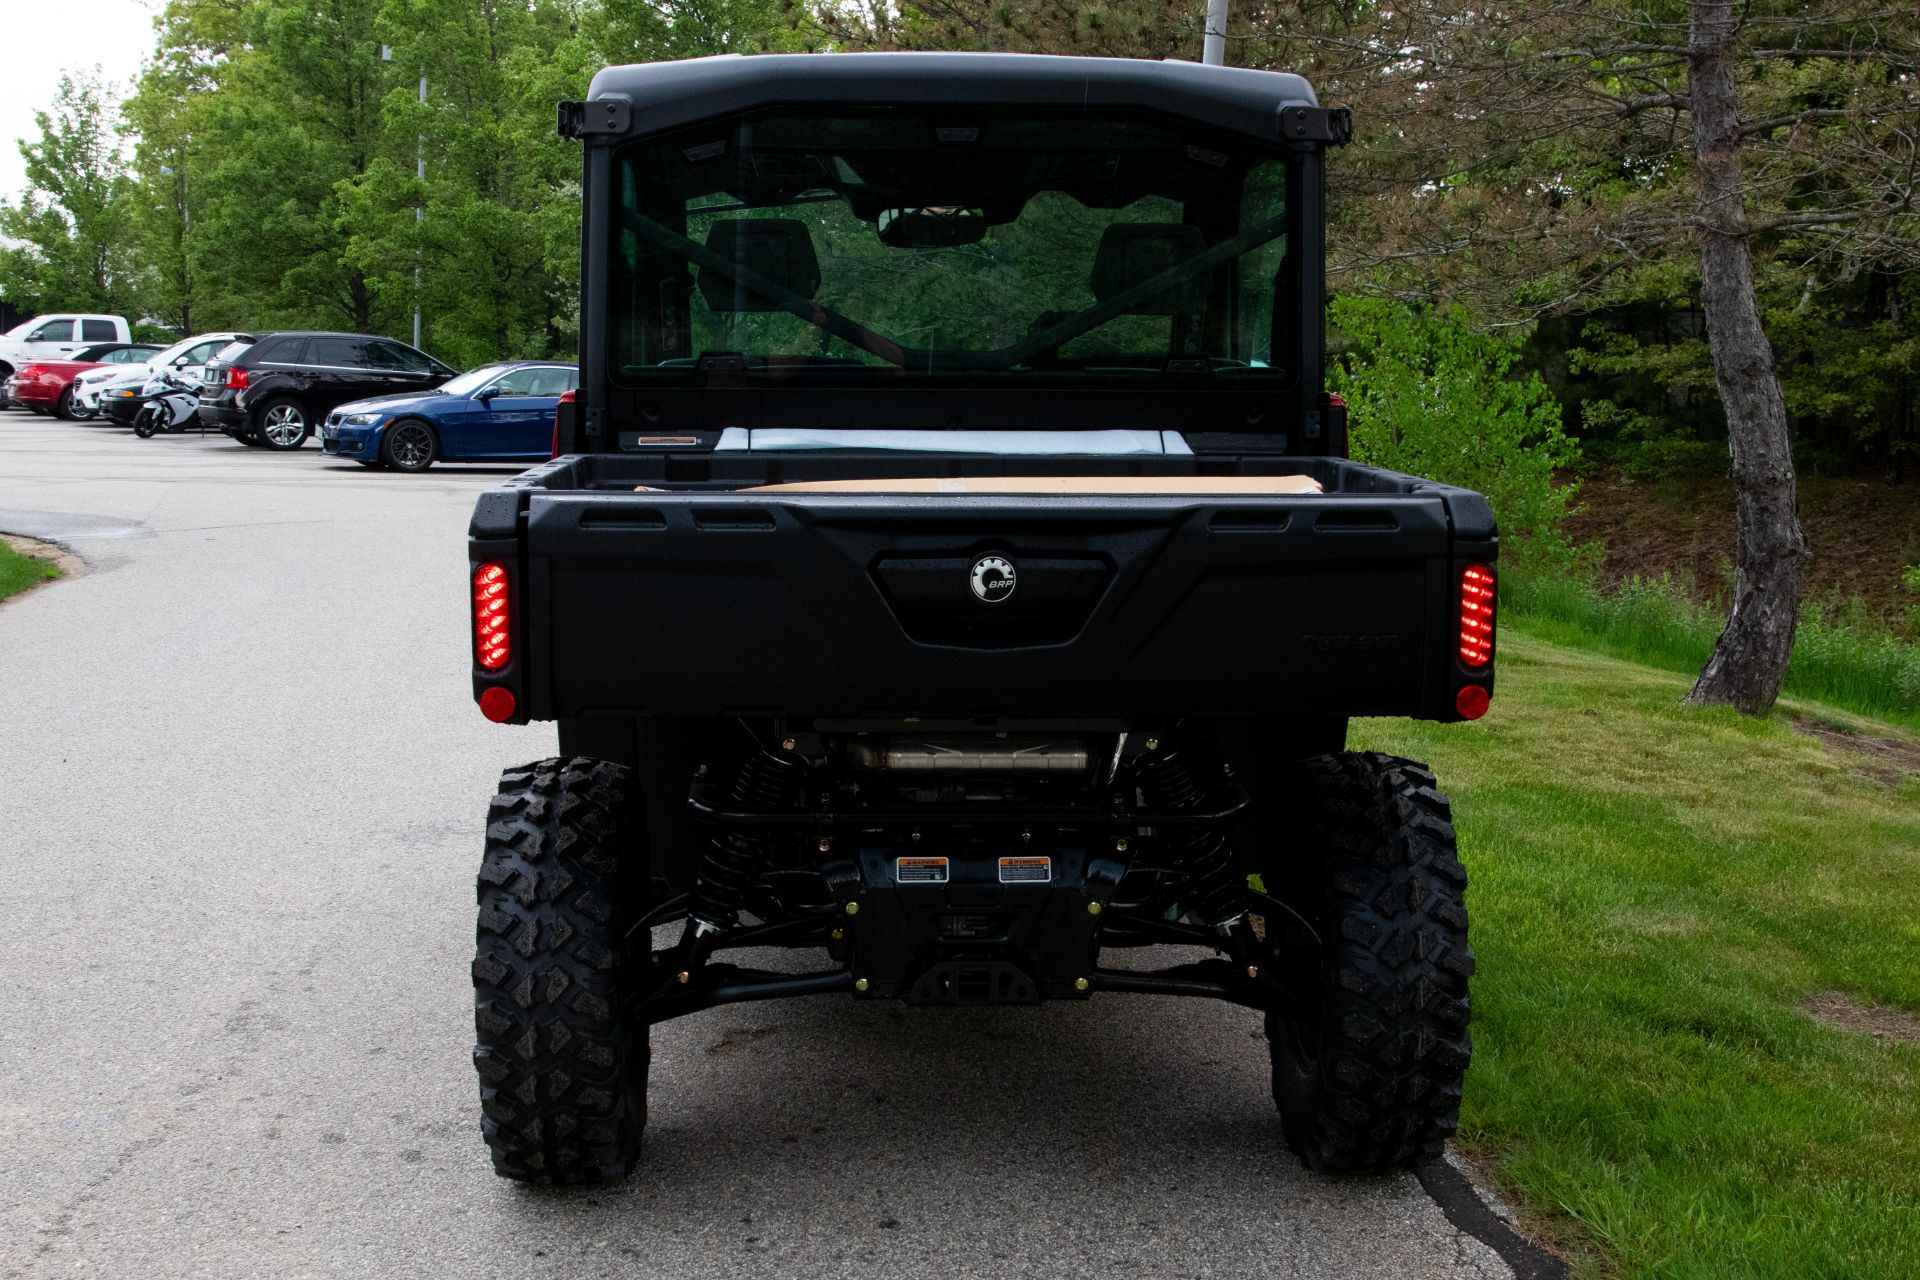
[1133,740,1244,926]
[692,747,806,927]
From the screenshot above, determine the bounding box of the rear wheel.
[472,757,650,1185]
[380,419,437,471]
[1262,752,1473,1173]
[254,397,310,450]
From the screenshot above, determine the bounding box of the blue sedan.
[319,360,578,471]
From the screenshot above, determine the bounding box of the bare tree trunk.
[1683,0,1809,715]
[349,273,372,334]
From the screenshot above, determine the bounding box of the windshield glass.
[150,335,209,365]
[440,364,516,396]
[610,108,1293,381]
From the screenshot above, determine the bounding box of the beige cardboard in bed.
[642,474,1325,495]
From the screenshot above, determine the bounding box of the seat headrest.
[1091,224,1209,315]
[697,219,821,312]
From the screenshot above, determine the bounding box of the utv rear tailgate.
[484,483,1485,722]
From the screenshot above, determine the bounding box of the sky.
[1,0,159,205]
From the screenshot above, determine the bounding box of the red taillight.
[1459,563,1495,667]
[551,388,575,459]
[225,366,249,390]
[1456,684,1490,719]
[478,686,516,722]
[473,562,510,670]
[19,364,49,379]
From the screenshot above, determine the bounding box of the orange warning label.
[895,856,950,884]
[998,855,1052,884]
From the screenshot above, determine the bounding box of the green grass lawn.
[0,538,60,602]
[1353,632,1920,1278]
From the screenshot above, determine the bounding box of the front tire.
[56,387,93,420]
[380,419,437,471]
[472,757,650,1185]
[134,406,162,438]
[253,397,311,450]
[1263,752,1473,1173]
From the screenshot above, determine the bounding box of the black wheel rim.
[390,423,433,468]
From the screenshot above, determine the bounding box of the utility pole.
[413,72,425,350]
[1203,0,1229,65]
[381,46,426,349]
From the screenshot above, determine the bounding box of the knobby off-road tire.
[1265,751,1473,1174]
[472,757,650,1185]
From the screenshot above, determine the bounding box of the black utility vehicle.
[466,53,1495,1186]
[198,331,455,449]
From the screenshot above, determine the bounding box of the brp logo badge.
[970,555,1017,604]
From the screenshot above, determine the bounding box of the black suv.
[199,331,456,450]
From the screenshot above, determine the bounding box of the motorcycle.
[131,369,202,438]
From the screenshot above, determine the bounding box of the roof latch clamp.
[1280,106,1353,146]
[558,97,633,140]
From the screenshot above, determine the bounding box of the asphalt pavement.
[0,411,1523,1279]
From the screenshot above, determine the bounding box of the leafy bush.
[1328,297,1582,568]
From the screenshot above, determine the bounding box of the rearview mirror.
[172,356,191,367]
[476,385,503,400]
[877,207,987,248]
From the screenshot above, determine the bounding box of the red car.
[3,343,163,419]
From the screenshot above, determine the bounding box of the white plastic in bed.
[711,428,1193,456]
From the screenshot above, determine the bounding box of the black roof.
[586,52,1319,144]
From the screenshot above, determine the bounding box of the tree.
[0,74,139,315]
[1679,0,1809,711]
[344,0,604,366]
[154,0,403,333]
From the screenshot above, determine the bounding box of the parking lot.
[0,416,1522,1279]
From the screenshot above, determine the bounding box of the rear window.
[248,337,304,364]
[211,340,256,365]
[81,319,118,342]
